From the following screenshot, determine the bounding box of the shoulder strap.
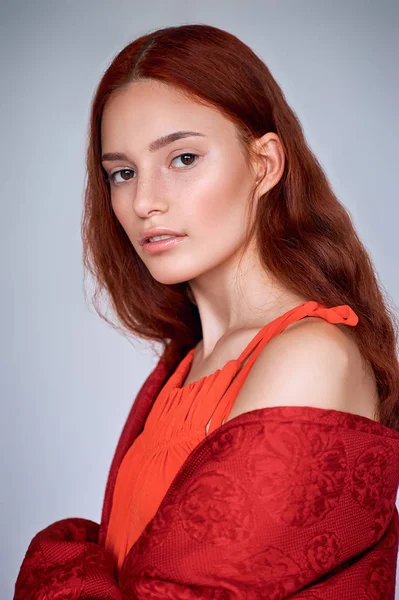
[237,301,358,365]
[207,301,359,433]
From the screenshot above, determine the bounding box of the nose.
[132,171,168,218]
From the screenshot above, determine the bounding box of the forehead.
[100,79,238,148]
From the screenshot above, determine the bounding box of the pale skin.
[101,78,379,432]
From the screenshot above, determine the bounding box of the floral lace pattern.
[245,422,347,527]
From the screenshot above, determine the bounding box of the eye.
[171,153,199,168]
[107,169,135,184]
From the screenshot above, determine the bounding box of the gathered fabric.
[14,301,399,600]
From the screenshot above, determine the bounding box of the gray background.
[1,1,398,597]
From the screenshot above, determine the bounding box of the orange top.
[104,300,359,571]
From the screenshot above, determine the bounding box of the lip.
[142,235,187,254]
[138,228,186,246]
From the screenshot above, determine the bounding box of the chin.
[149,272,192,286]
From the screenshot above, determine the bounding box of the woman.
[15,23,399,600]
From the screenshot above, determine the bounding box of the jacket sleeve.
[117,408,399,599]
[14,517,122,600]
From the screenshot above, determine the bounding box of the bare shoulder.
[226,316,380,423]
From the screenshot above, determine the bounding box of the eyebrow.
[101,130,206,162]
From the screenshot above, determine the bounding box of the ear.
[250,132,285,196]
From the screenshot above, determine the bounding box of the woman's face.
[101,79,259,286]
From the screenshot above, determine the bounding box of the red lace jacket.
[14,350,399,599]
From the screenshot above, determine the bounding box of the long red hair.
[81,24,399,430]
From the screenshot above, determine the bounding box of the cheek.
[111,192,132,228]
[110,193,142,249]
[188,161,251,239]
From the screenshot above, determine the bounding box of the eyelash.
[107,153,200,185]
